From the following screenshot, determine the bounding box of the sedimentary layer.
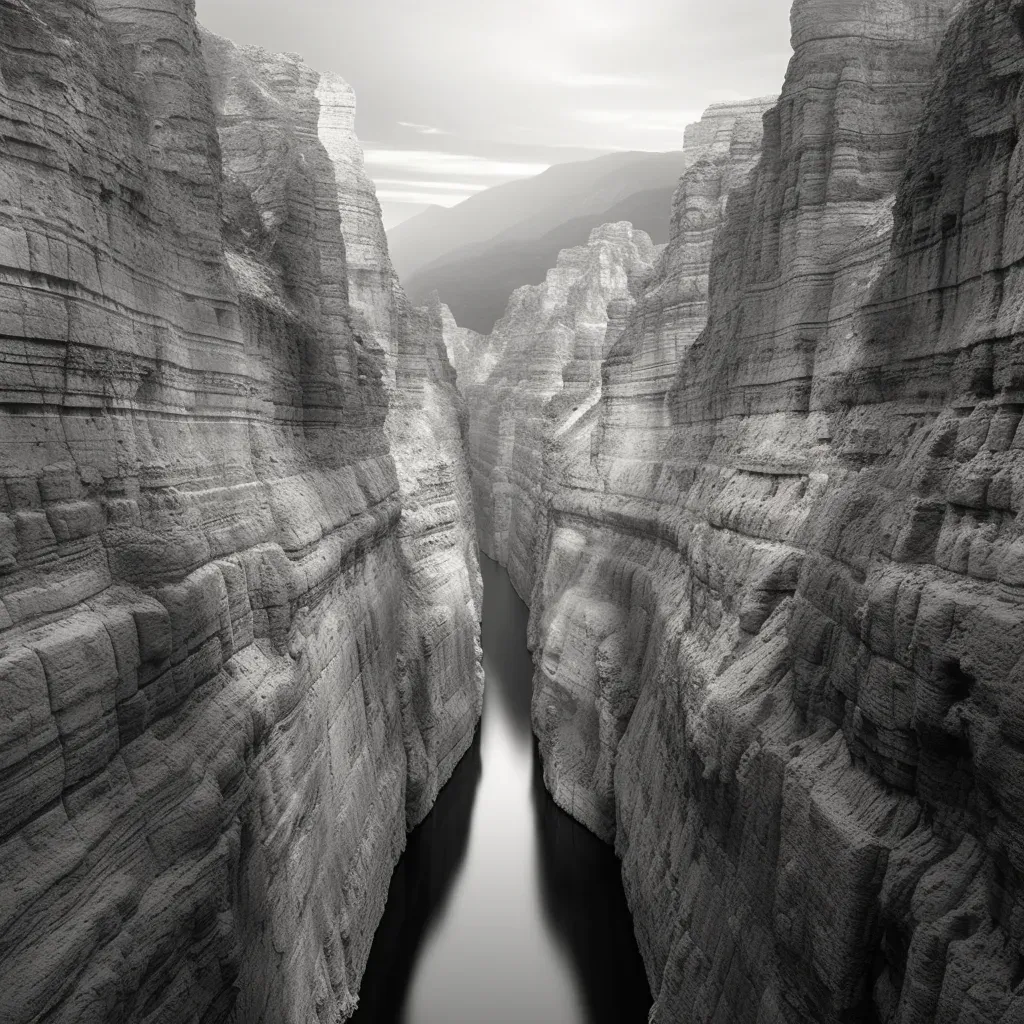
[465,222,660,600]
[0,3,481,1022]
[469,0,1024,1019]
[468,94,772,834]
[310,66,484,827]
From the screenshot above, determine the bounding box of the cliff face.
[599,97,777,480]
[466,99,773,838]
[491,0,1024,1020]
[308,64,484,827]
[0,3,481,1022]
[467,0,1024,1019]
[466,222,660,599]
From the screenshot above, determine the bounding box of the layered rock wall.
[309,63,484,827]
[466,98,773,836]
[466,222,660,599]
[0,3,481,1022]
[468,0,1024,1020]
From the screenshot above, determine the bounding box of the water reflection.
[350,556,651,1023]
[349,735,482,1021]
[479,556,533,741]
[531,750,652,1023]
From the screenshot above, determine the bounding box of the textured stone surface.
[310,64,484,827]
[466,222,660,601]
[465,98,773,838]
[0,3,480,1022]
[600,97,777,473]
[470,0,1024,1020]
[434,295,506,388]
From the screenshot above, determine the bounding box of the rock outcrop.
[465,98,771,841]
[0,3,481,1022]
[598,96,777,479]
[466,222,660,600]
[435,296,505,388]
[468,0,1024,1020]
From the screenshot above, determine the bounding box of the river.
[350,555,652,1023]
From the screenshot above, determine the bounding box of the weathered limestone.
[0,3,481,1022]
[465,222,660,601]
[465,98,773,838]
[468,0,1024,1020]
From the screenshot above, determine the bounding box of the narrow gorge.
[4,0,1024,1022]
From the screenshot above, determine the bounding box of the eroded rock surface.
[309,62,484,827]
[0,3,481,1022]
[469,0,1024,1020]
[434,295,505,389]
[466,98,773,838]
[466,222,660,600]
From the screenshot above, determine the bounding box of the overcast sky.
[196,0,793,228]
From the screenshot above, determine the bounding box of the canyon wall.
[0,3,481,1022]
[466,222,661,599]
[467,97,773,834]
[436,296,505,388]
[308,65,484,827]
[469,0,1024,1020]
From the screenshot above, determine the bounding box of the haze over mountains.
[387,150,688,333]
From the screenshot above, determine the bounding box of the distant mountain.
[385,150,686,281]
[403,186,678,334]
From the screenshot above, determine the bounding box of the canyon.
[4,0,1024,1022]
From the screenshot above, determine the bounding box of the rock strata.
[434,295,506,388]
[310,64,484,827]
[0,3,481,1022]
[468,1,1024,1020]
[466,222,660,601]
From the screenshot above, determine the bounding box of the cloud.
[552,72,653,88]
[363,149,551,179]
[375,189,473,208]
[571,108,705,133]
[398,120,451,136]
[372,178,490,192]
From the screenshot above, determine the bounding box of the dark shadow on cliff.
[479,555,534,743]
[348,730,482,1023]
[531,749,652,1022]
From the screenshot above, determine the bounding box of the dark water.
[350,556,652,1023]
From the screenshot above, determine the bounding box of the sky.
[196,0,794,229]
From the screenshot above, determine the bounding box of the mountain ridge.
[385,149,687,280]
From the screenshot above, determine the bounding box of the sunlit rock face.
[466,222,660,600]
[523,0,1024,1021]
[0,3,480,1022]
[309,62,485,828]
[598,98,776,472]
[462,99,772,840]
[434,295,506,388]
